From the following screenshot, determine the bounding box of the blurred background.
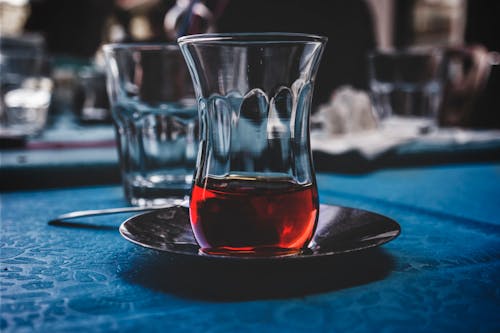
[1,0,499,128]
[1,0,499,189]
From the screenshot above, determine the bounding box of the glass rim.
[101,42,181,53]
[177,32,328,45]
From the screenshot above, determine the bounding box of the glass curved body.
[179,33,327,256]
[103,44,198,206]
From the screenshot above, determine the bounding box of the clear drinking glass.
[103,44,198,206]
[368,48,445,132]
[179,33,327,256]
[0,51,53,137]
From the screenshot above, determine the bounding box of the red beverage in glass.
[189,175,319,255]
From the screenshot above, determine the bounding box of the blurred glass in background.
[103,43,198,206]
[368,47,445,133]
[387,0,500,129]
[0,47,53,137]
[0,6,53,138]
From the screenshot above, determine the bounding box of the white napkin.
[311,121,500,160]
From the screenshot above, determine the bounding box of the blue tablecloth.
[1,163,499,332]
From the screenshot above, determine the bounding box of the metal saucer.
[119,204,401,261]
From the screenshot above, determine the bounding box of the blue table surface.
[1,163,500,332]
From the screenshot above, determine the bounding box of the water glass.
[103,44,198,206]
[0,51,53,137]
[368,48,445,131]
[179,33,326,256]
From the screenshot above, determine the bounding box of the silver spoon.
[49,199,189,224]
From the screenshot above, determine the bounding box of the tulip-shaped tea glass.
[179,33,327,256]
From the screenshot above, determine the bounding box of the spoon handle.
[50,199,189,223]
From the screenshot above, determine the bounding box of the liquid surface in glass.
[190,174,319,255]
